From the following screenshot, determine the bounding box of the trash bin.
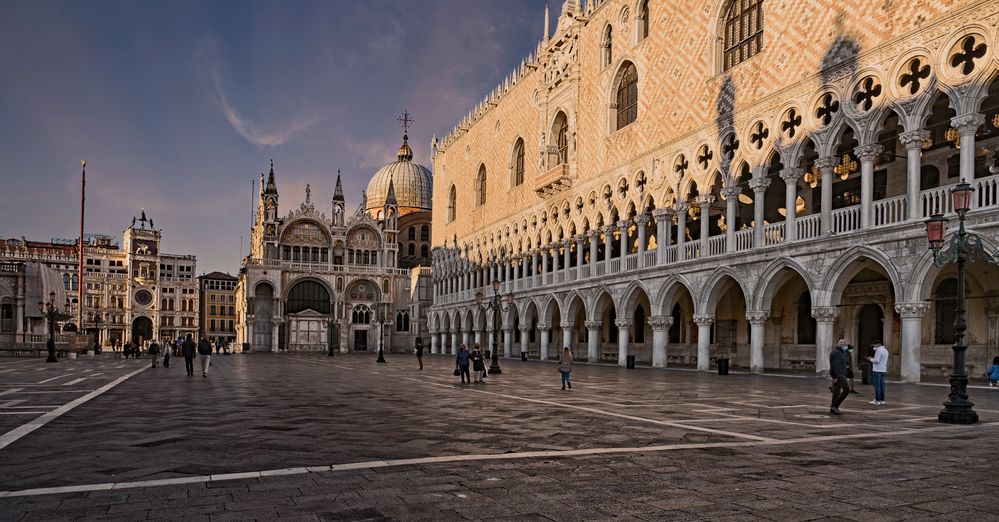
[717,358,730,375]
[485,350,491,360]
[521,351,528,361]
[861,362,873,385]
[626,355,636,369]
[242,342,250,353]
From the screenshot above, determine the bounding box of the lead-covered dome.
[365,134,433,215]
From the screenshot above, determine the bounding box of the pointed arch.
[752,257,817,311]
[698,267,751,315]
[819,245,904,307]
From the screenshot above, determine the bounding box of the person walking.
[867,340,889,405]
[181,334,196,376]
[415,337,424,370]
[829,340,851,415]
[455,344,471,383]
[559,347,573,390]
[163,340,171,368]
[198,336,212,377]
[123,341,132,359]
[988,356,999,387]
[471,345,486,383]
[844,343,859,394]
[149,340,161,368]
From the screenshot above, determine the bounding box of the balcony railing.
[533,163,572,198]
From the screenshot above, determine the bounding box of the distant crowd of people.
[105,336,234,377]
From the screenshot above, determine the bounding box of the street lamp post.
[37,291,60,363]
[476,279,514,375]
[925,179,995,424]
[376,301,389,363]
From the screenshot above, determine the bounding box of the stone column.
[812,306,838,375]
[720,186,740,252]
[430,330,439,354]
[746,311,769,374]
[560,321,573,357]
[575,235,585,271]
[451,331,460,355]
[587,230,599,268]
[748,176,769,247]
[503,327,514,358]
[538,323,551,360]
[696,195,714,255]
[855,144,883,228]
[895,302,929,383]
[617,220,630,271]
[473,326,483,349]
[562,240,571,274]
[816,156,838,235]
[899,130,929,220]
[615,319,632,367]
[954,113,985,189]
[675,203,689,261]
[541,247,549,279]
[635,215,649,264]
[780,167,802,241]
[585,320,601,361]
[602,225,615,271]
[693,314,714,371]
[461,330,470,350]
[272,320,280,352]
[649,316,673,368]
[519,324,530,357]
[653,208,672,263]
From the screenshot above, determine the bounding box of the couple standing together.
[830,338,888,415]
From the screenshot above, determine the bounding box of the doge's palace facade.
[429,0,999,383]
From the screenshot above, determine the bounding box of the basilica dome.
[365,135,433,215]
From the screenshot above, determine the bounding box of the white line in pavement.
[0,400,27,408]
[0,365,148,452]
[0,388,22,397]
[2,422,995,498]
[0,412,47,415]
[62,378,86,386]
[36,375,70,384]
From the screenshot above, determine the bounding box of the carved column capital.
[854,144,884,163]
[633,214,650,225]
[652,208,674,220]
[720,186,742,200]
[895,302,930,319]
[747,177,770,193]
[518,324,531,332]
[692,313,715,326]
[898,129,930,150]
[811,306,839,322]
[616,220,631,230]
[815,156,839,172]
[586,229,601,239]
[779,167,803,183]
[536,322,551,331]
[584,320,602,329]
[559,321,573,330]
[951,113,985,135]
[674,202,690,214]
[602,225,617,235]
[648,315,673,330]
[614,319,633,328]
[695,195,715,207]
[745,310,770,324]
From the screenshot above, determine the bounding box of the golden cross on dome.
[397,111,414,135]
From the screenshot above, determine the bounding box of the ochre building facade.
[429,0,999,382]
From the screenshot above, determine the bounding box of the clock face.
[134,290,153,306]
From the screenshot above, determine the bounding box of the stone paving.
[0,352,998,521]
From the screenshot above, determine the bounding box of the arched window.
[286,280,331,315]
[554,113,568,165]
[352,305,370,324]
[408,243,415,256]
[71,274,79,291]
[615,62,638,130]
[447,185,456,222]
[407,227,416,240]
[796,291,816,344]
[602,25,612,67]
[639,0,649,40]
[723,0,764,71]
[420,245,429,258]
[512,138,525,187]
[475,165,487,207]
[420,225,430,241]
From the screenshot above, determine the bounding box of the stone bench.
[783,358,815,371]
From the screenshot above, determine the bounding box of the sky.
[0,0,561,274]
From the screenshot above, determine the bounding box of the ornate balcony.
[534,163,572,198]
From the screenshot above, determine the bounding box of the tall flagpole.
[78,160,86,336]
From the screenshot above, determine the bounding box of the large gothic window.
[554,112,568,165]
[615,62,638,130]
[475,165,487,207]
[512,138,525,187]
[286,280,331,315]
[447,185,456,222]
[723,0,764,71]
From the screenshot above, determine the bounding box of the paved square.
[1,353,998,521]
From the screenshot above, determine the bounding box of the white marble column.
[538,323,551,361]
[561,241,570,274]
[816,156,838,235]
[615,319,632,367]
[617,221,630,271]
[653,208,672,263]
[560,321,573,360]
[519,324,530,357]
[780,167,802,241]
[855,144,883,228]
[746,311,769,374]
[635,215,649,265]
[693,314,714,371]
[696,196,714,255]
[430,331,439,354]
[649,316,672,368]
[451,331,460,355]
[749,176,769,247]
[587,230,599,269]
[602,225,615,272]
[675,203,689,261]
[900,130,929,220]
[896,302,929,383]
[585,320,601,361]
[812,306,838,375]
[575,235,585,272]
[953,113,985,189]
[503,327,513,358]
[720,186,740,252]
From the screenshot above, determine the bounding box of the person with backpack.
[198,336,213,377]
[181,334,196,376]
[148,340,161,368]
[455,344,471,383]
[559,347,573,390]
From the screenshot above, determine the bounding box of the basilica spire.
[385,176,398,207]
[543,2,550,43]
[333,170,345,202]
[265,159,278,195]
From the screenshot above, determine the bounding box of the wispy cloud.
[212,72,321,147]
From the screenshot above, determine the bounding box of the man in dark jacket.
[829,339,851,415]
[197,337,212,377]
[181,334,197,376]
